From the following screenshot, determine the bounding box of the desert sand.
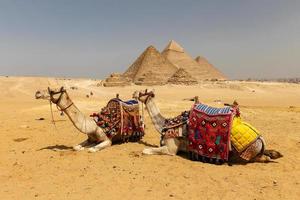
[1,76,300,200]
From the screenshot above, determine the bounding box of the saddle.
[188,102,260,162]
[188,103,235,162]
[91,98,144,142]
[161,111,190,139]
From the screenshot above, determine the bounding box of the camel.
[133,89,282,164]
[35,87,143,153]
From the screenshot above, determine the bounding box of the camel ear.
[60,86,64,91]
[47,87,51,94]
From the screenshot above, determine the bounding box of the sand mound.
[123,46,177,85]
[168,68,198,85]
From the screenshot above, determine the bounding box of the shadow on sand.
[38,145,73,151]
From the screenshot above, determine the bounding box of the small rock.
[273,180,277,185]
[35,117,45,120]
[20,125,29,129]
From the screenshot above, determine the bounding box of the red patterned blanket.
[91,98,144,142]
[188,103,236,162]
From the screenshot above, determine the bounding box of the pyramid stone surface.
[163,40,184,52]
[168,68,198,85]
[162,40,226,80]
[123,46,178,85]
[195,56,226,80]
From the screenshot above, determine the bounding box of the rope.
[49,99,61,134]
[141,102,145,129]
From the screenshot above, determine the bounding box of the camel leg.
[73,139,90,151]
[88,139,112,153]
[142,138,180,155]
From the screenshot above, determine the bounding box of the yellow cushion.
[231,117,260,152]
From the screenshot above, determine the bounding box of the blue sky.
[0,0,299,79]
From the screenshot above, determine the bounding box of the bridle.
[48,87,74,112]
[138,89,155,104]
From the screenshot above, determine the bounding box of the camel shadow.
[38,145,73,151]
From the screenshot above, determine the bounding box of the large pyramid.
[162,40,226,80]
[123,45,178,85]
[195,56,226,80]
[168,68,198,85]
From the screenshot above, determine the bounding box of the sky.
[0,0,299,79]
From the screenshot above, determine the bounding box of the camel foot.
[88,147,98,153]
[73,145,85,151]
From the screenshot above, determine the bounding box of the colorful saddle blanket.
[188,103,235,161]
[91,98,144,142]
[162,111,190,139]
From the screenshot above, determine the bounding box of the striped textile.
[194,103,232,115]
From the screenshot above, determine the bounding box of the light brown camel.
[133,89,282,164]
[35,87,112,152]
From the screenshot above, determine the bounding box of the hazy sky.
[0,0,299,79]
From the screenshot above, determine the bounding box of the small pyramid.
[163,40,184,52]
[123,45,178,85]
[103,73,131,87]
[195,56,227,80]
[168,68,198,85]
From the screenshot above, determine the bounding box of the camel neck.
[145,98,166,134]
[57,100,97,135]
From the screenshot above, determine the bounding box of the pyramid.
[162,40,227,80]
[168,68,198,85]
[195,56,226,80]
[163,39,184,52]
[123,45,178,85]
[103,73,131,87]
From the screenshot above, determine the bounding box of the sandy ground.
[0,76,300,200]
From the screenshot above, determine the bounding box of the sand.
[0,76,299,200]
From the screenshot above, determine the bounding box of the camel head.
[133,89,155,104]
[36,86,73,111]
[35,86,68,104]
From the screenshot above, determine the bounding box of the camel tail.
[264,150,283,159]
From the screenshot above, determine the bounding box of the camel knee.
[164,138,180,155]
[88,139,112,153]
